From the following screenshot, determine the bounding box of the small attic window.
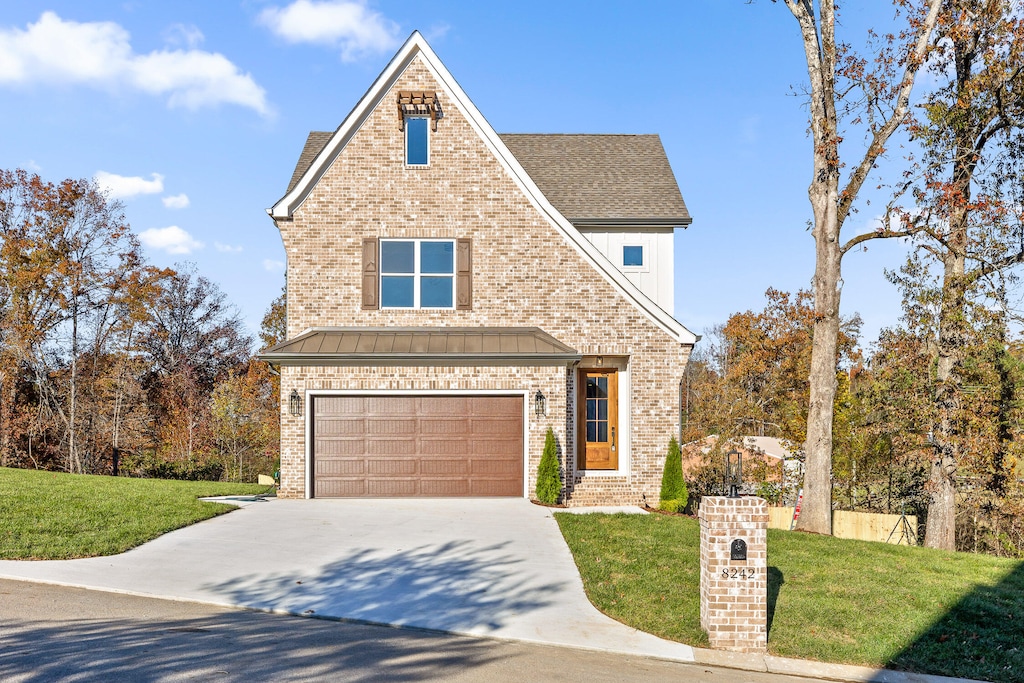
[406,117,429,165]
[398,91,441,167]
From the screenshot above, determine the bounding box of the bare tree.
[780,0,941,533]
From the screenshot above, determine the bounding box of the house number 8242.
[721,568,755,579]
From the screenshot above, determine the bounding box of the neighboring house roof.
[742,436,800,461]
[287,131,333,194]
[680,434,801,475]
[260,327,581,366]
[268,31,697,345]
[497,134,691,228]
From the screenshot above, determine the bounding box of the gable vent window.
[398,91,441,167]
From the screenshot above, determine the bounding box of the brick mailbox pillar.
[699,496,768,653]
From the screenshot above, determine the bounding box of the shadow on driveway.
[201,538,568,634]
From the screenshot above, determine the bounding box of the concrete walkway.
[0,498,696,662]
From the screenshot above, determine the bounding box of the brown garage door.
[312,395,524,497]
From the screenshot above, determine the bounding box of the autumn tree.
[779,0,942,534]
[864,251,1024,553]
[140,265,251,464]
[208,287,287,482]
[0,170,68,466]
[259,286,286,350]
[0,170,164,473]
[210,359,279,482]
[684,289,859,445]
[889,0,1024,549]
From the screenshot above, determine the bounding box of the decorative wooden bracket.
[397,91,442,131]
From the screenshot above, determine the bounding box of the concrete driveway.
[0,498,695,662]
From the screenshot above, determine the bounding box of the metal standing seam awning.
[257,327,581,366]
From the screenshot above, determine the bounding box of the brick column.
[698,496,768,653]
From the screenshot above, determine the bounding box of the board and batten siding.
[577,228,675,313]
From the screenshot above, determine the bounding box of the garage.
[311,394,524,497]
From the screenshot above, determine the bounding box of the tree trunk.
[925,212,967,550]
[798,191,842,535]
[68,299,80,474]
[0,369,12,467]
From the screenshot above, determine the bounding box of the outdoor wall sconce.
[534,390,547,418]
[725,448,743,498]
[289,389,303,417]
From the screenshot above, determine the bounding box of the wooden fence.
[768,507,918,545]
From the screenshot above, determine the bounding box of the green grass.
[556,513,1024,682]
[0,467,266,560]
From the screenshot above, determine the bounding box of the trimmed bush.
[658,436,688,512]
[535,427,561,504]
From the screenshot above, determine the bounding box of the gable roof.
[498,134,690,228]
[260,327,581,366]
[268,31,697,346]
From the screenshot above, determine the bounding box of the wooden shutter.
[362,237,379,310]
[456,238,472,310]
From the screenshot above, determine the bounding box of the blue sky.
[0,1,916,348]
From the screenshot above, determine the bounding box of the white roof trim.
[269,31,697,346]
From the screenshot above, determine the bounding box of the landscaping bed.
[0,467,267,560]
[556,512,1024,682]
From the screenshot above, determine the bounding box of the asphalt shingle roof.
[286,131,334,195]
[286,131,690,226]
[498,133,690,226]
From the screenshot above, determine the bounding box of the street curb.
[690,647,980,683]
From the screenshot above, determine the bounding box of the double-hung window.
[380,239,454,308]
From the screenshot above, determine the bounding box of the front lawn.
[0,467,266,560]
[556,512,1024,682]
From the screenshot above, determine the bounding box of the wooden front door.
[578,369,618,470]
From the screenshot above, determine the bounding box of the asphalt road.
[0,578,823,683]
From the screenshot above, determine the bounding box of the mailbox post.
[698,496,768,653]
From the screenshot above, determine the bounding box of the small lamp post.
[289,389,302,417]
[725,447,743,498]
[534,390,547,418]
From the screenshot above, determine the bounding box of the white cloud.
[0,12,269,115]
[425,22,451,43]
[258,0,400,62]
[138,225,204,254]
[263,258,286,272]
[95,171,164,199]
[215,242,243,253]
[162,23,204,49]
[162,193,190,209]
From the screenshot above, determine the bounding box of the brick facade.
[698,496,769,653]
[274,54,692,505]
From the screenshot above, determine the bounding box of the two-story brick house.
[259,32,698,506]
